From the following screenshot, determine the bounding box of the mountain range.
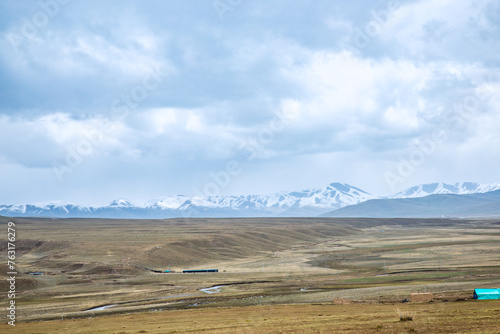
[1,182,499,219]
[322,189,500,218]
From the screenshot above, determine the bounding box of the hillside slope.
[322,190,500,218]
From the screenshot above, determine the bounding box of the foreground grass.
[3,300,500,333]
[2,217,500,331]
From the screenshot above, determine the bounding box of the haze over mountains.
[389,182,500,199]
[1,182,499,219]
[322,189,500,218]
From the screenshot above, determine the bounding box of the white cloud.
[1,0,499,204]
[185,112,204,133]
[383,105,419,130]
[277,51,432,142]
[381,0,498,59]
[129,108,178,136]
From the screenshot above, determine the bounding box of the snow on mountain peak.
[1,181,499,219]
[391,182,500,199]
[146,195,190,210]
[109,199,134,208]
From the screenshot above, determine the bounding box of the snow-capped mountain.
[323,188,500,218]
[1,182,498,219]
[391,182,500,199]
[0,202,92,218]
[146,182,374,215]
[108,199,135,208]
[139,182,374,217]
[0,182,373,218]
[145,195,190,210]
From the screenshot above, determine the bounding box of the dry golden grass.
[1,216,500,331]
[394,307,414,321]
[3,301,500,333]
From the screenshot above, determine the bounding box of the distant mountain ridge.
[390,182,500,199]
[1,182,499,219]
[322,189,500,218]
[0,182,374,218]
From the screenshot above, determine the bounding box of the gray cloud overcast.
[1,0,499,205]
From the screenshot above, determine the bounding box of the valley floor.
[3,301,500,333]
[1,217,499,332]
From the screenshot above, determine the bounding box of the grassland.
[5,301,500,333]
[1,216,499,333]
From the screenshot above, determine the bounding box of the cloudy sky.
[1,0,499,205]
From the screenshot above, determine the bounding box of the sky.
[1,0,500,206]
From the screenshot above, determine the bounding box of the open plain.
[1,216,499,333]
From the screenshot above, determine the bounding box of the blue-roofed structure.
[473,289,500,300]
